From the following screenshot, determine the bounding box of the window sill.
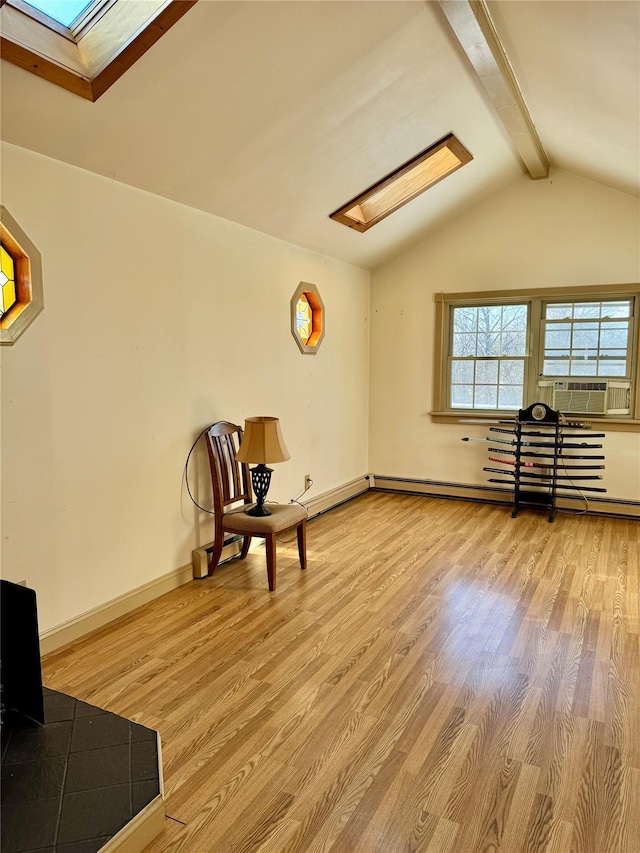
[429,411,640,432]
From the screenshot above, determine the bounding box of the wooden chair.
[205,421,307,591]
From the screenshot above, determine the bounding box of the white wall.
[0,142,370,632]
[370,169,640,500]
[3,153,638,634]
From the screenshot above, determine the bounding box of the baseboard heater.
[371,475,639,519]
[192,534,244,579]
[191,477,372,578]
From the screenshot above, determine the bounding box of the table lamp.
[235,416,291,516]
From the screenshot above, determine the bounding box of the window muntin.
[449,304,528,411]
[542,299,632,379]
[435,286,639,422]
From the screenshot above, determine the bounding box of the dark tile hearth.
[1,690,161,853]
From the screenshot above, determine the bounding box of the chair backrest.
[205,421,252,515]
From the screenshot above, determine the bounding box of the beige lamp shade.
[235,417,291,464]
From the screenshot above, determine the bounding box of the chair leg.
[297,520,307,570]
[207,537,224,576]
[240,535,252,559]
[265,534,276,591]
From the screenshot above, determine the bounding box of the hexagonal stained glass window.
[0,245,17,318]
[0,206,44,346]
[291,282,324,354]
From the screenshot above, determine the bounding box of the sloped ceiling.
[487,0,640,198]
[1,1,638,270]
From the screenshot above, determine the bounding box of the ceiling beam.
[438,0,550,179]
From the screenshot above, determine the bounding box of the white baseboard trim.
[192,478,372,576]
[371,475,640,519]
[303,475,371,518]
[39,471,635,656]
[39,561,194,655]
[40,476,372,655]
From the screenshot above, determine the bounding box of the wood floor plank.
[38,492,639,853]
[620,765,640,853]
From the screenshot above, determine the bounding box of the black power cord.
[184,426,313,544]
[275,479,313,542]
[183,424,217,514]
[556,454,590,515]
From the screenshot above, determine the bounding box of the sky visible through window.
[450,304,528,410]
[25,0,94,27]
[542,300,631,377]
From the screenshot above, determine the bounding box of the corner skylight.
[0,0,197,100]
[330,133,473,232]
[23,0,94,27]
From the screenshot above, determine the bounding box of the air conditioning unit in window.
[552,381,607,414]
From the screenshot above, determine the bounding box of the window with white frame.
[433,286,639,421]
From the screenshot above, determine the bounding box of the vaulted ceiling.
[1,1,638,270]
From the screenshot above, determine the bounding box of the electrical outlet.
[304,474,312,491]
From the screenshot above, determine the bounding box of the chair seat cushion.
[222,503,306,534]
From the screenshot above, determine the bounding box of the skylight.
[1,0,197,100]
[24,0,94,27]
[330,133,473,232]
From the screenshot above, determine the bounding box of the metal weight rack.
[462,402,606,522]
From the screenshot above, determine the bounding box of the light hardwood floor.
[41,492,640,853]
